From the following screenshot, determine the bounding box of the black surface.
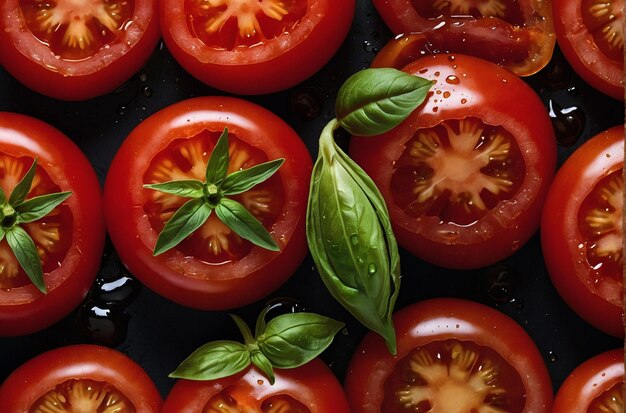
[0,0,623,401]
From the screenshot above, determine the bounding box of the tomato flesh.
[30,379,135,413]
[20,0,135,60]
[581,0,624,62]
[411,0,525,25]
[186,0,307,50]
[0,155,73,289]
[382,339,526,413]
[203,388,309,412]
[587,383,623,413]
[579,171,623,293]
[390,117,524,226]
[143,129,284,264]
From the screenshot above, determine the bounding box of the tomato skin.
[541,126,624,337]
[160,0,354,95]
[104,96,311,310]
[553,349,623,413]
[344,298,553,413]
[552,0,623,100]
[0,344,162,412]
[163,359,350,413]
[0,113,105,336]
[349,54,556,269]
[0,0,160,100]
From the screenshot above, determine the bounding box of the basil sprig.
[144,128,284,255]
[0,158,71,294]
[306,68,432,354]
[170,308,344,384]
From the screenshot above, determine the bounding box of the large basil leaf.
[169,340,251,380]
[336,68,433,137]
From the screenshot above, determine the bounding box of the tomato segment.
[203,386,309,412]
[411,0,524,24]
[0,156,73,289]
[144,130,284,264]
[31,379,135,413]
[581,0,623,62]
[383,340,526,412]
[390,118,524,225]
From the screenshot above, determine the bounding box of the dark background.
[0,0,623,401]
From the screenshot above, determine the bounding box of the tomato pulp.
[104,96,312,310]
[350,54,557,269]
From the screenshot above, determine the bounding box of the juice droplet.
[445,75,460,85]
[461,98,467,104]
[443,91,451,98]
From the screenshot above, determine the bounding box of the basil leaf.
[153,198,212,255]
[169,340,251,380]
[254,305,271,338]
[307,119,399,354]
[221,159,285,196]
[215,198,279,251]
[205,128,230,185]
[9,158,37,206]
[144,180,204,199]
[16,192,71,224]
[257,312,344,369]
[5,226,45,293]
[0,227,4,243]
[251,351,275,385]
[0,187,6,205]
[336,68,433,136]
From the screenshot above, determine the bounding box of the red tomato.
[0,113,105,336]
[0,344,162,412]
[345,298,553,413]
[0,0,160,100]
[552,0,623,100]
[371,0,555,76]
[553,349,624,413]
[162,359,350,413]
[541,126,624,337]
[104,96,311,310]
[349,54,556,269]
[160,0,354,95]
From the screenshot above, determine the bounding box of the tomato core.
[382,339,526,412]
[185,0,307,49]
[0,156,73,289]
[581,0,624,62]
[587,382,624,413]
[143,130,284,264]
[30,378,135,413]
[203,386,310,412]
[390,118,525,225]
[409,0,525,26]
[19,0,135,60]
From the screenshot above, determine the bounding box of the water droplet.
[290,87,322,120]
[350,234,359,246]
[257,379,264,385]
[548,351,558,362]
[443,91,451,99]
[509,297,524,310]
[484,265,517,303]
[263,297,309,318]
[117,105,127,116]
[142,86,153,97]
[139,72,148,83]
[548,99,585,147]
[460,98,467,104]
[445,75,460,85]
[368,263,377,274]
[363,40,374,52]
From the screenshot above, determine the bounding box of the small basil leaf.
[336,68,433,136]
[205,128,230,186]
[257,312,344,369]
[0,227,4,242]
[306,119,399,354]
[169,340,251,380]
[5,226,45,293]
[9,158,38,206]
[215,198,279,251]
[153,198,212,256]
[15,192,71,224]
[254,305,271,338]
[251,351,275,385]
[221,159,285,196]
[143,180,204,199]
[230,314,255,345]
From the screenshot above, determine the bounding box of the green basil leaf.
[5,226,45,293]
[251,351,275,385]
[9,158,37,206]
[221,159,285,196]
[153,198,212,256]
[215,198,279,251]
[230,314,255,345]
[0,187,6,205]
[254,305,271,338]
[169,340,251,380]
[257,312,344,369]
[336,68,433,136]
[306,119,399,354]
[143,180,204,199]
[0,227,4,243]
[205,128,230,186]
[16,192,71,224]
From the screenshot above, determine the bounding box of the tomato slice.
[345,298,553,413]
[31,379,134,412]
[541,126,624,337]
[371,0,555,76]
[553,0,623,99]
[160,0,355,94]
[0,0,160,100]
